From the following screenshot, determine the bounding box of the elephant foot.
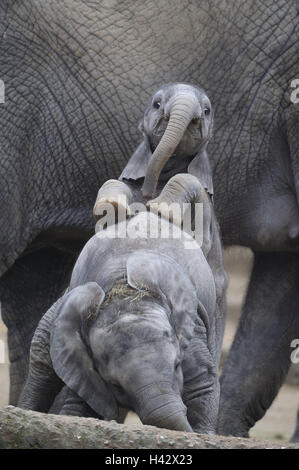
[93,179,133,225]
[290,408,299,442]
[146,173,204,228]
[94,195,131,222]
[146,198,183,227]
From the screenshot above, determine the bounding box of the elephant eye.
[111,381,122,390]
[153,99,161,109]
[175,360,181,371]
[204,106,211,116]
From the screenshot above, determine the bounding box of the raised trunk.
[142,93,200,197]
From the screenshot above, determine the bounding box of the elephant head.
[120,83,214,198]
[49,277,194,431]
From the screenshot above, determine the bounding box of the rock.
[0,406,298,449]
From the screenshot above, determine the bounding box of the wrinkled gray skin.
[1,0,299,440]
[19,175,224,433]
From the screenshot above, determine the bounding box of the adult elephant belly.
[227,186,299,252]
[212,120,299,252]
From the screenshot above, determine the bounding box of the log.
[0,406,298,449]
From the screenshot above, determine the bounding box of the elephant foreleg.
[93,179,133,224]
[291,407,299,442]
[58,387,128,423]
[59,388,99,418]
[218,252,299,437]
[0,247,76,405]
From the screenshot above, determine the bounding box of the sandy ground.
[0,246,298,442]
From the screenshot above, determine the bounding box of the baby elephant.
[20,82,227,434]
[19,174,225,434]
[93,81,226,356]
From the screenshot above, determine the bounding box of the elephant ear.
[50,282,118,420]
[126,250,204,342]
[188,146,214,199]
[119,137,152,181]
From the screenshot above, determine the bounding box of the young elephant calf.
[19,83,227,434]
[19,175,225,434]
[93,81,226,360]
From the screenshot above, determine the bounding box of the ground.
[0,247,298,442]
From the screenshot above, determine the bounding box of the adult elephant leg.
[218,252,299,437]
[291,407,299,443]
[0,247,76,405]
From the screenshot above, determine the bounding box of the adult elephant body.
[1,0,299,437]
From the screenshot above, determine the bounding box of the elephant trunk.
[145,408,193,432]
[135,382,193,432]
[142,93,200,198]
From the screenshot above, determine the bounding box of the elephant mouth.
[159,153,194,181]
